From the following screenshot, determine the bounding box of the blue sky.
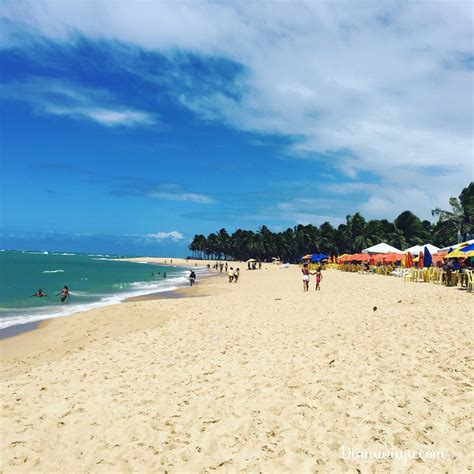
[0,1,472,255]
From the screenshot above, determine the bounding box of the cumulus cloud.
[145,231,184,241]
[1,0,472,218]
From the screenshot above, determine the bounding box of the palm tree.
[432,183,474,243]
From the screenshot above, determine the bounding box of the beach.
[1,261,472,472]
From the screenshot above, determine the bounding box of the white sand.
[1,263,472,472]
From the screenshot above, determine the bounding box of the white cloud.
[145,231,184,240]
[1,1,472,217]
[0,77,155,127]
[149,191,215,204]
[148,183,215,203]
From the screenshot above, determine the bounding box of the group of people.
[212,262,229,273]
[227,267,240,283]
[151,271,167,278]
[301,264,323,292]
[31,285,70,302]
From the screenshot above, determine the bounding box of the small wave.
[0,271,209,331]
[42,269,64,273]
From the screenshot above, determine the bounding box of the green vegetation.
[189,183,474,261]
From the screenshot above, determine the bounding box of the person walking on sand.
[234,268,240,283]
[228,267,234,283]
[302,264,310,292]
[312,268,323,290]
[225,262,228,273]
[189,270,196,286]
[57,285,69,303]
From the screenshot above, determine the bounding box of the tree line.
[189,183,474,262]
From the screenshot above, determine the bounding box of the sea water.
[0,250,201,330]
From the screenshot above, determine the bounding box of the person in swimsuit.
[57,285,69,303]
[31,289,47,297]
[234,268,240,283]
[302,264,310,291]
[189,270,196,286]
[315,269,322,290]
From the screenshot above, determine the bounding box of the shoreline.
[0,267,220,379]
[0,259,214,341]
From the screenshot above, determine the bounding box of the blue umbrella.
[310,253,328,262]
[423,246,432,267]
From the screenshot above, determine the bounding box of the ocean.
[0,250,200,330]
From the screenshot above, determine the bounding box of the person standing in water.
[57,285,69,303]
[31,289,47,297]
[189,270,196,286]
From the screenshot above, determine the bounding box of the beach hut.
[362,243,403,254]
[405,244,440,255]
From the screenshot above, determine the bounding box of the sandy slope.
[1,263,472,472]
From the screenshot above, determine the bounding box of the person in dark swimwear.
[57,285,69,303]
[189,270,196,286]
[31,289,47,297]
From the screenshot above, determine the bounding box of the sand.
[1,262,472,472]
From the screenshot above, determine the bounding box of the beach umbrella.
[246,258,256,263]
[446,247,472,258]
[458,243,474,257]
[417,251,424,268]
[311,253,328,262]
[423,246,432,267]
[384,253,403,263]
[302,254,312,260]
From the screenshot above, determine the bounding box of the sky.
[0,1,472,255]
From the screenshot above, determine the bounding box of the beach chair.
[404,268,415,282]
[465,270,473,292]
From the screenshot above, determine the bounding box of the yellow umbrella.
[446,248,468,258]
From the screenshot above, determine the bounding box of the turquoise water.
[0,250,194,329]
